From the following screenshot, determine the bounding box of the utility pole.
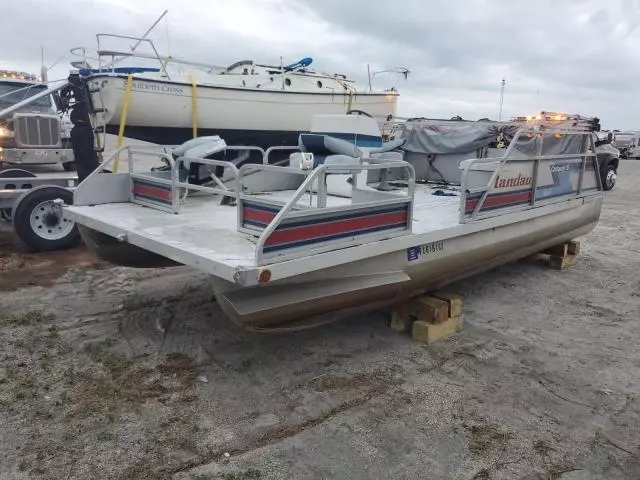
[41,46,46,82]
[498,78,506,121]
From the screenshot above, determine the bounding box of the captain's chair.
[297,133,362,168]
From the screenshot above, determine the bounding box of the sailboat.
[72,24,405,148]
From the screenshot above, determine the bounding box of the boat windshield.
[0,81,52,108]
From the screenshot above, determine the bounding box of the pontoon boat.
[64,114,605,331]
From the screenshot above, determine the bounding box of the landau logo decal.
[494,173,532,189]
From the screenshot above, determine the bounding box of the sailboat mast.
[131,9,168,52]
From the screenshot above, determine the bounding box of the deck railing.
[91,144,416,264]
[126,146,266,213]
[459,129,603,223]
[70,34,228,79]
[236,160,416,265]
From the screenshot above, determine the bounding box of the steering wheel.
[346,109,373,118]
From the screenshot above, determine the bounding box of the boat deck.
[66,184,461,268]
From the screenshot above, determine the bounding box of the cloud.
[0,0,638,128]
[297,0,640,126]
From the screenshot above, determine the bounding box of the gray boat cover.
[398,120,593,157]
[398,121,520,154]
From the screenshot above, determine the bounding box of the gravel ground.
[0,161,639,480]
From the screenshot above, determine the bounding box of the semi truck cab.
[0,70,74,170]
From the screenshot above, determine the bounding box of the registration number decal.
[406,241,444,262]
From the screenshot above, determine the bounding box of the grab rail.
[96,34,171,78]
[459,129,602,223]
[264,146,300,165]
[129,145,266,212]
[80,34,226,78]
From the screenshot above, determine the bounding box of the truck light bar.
[0,70,38,81]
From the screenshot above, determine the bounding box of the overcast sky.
[2,0,639,129]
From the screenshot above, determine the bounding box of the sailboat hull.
[89,75,399,146]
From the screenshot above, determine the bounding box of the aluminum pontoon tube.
[78,226,179,268]
[211,196,602,331]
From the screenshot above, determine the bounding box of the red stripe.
[484,191,531,206]
[265,211,408,246]
[466,191,531,212]
[134,183,172,201]
[243,208,276,224]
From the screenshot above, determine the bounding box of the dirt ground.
[1,161,639,480]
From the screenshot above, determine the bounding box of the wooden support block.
[412,315,464,344]
[541,243,568,258]
[390,310,414,332]
[389,299,419,320]
[549,253,576,270]
[417,296,450,324]
[567,240,580,255]
[433,291,463,318]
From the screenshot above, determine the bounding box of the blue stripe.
[83,67,160,75]
[535,189,578,201]
[312,131,383,148]
[263,222,407,253]
[242,202,280,213]
[243,219,268,228]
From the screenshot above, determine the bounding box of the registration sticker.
[406,241,444,262]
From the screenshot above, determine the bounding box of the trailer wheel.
[0,169,37,220]
[11,186,80,251]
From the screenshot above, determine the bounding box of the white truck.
[0,69,74,170]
